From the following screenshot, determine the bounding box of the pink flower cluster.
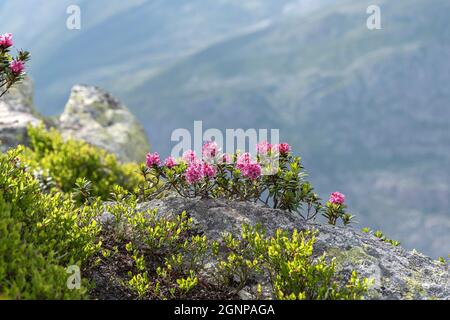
[182,150,198,164]
[202,141,218,159]
[185,162,216,184]
[146,152,161,167]
[185,163,203,184]
[329,192,345,205]
[10,60,25,75]
[202,163,217,178]
[237,152,262,180]
[256,141,291,156]
[256,140,272,155]
[241,163,261,180]
[236,152,252,169]
[164,156,177,168]
[222,153,232,164]
[183,148,217,184]
[275,143,291,156]
[0,33,13,48]
[145,141,294,184]
[147,153,179,169]
[0,33,26,76]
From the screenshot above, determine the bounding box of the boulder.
[0,81,151,163]
[0,78,40,151]
[117,196,449,300]
[59,85,150,162]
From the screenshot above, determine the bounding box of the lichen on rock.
[0,81,151,163]
[58,85,150,162]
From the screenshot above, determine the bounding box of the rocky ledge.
[0,78,41,151]
[99,196,449,300]
[0,78,150,162]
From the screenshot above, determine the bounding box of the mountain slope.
[1,0,448,257]
[127,0,450,257]
[1,0,327,114]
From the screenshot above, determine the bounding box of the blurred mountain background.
[1,0,449,257]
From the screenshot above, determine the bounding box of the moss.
[326,246,381,299]
[403,273,427,300]
[326,246,376,270]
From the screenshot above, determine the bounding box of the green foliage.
[0,147,102,299]
[0,129,371,300]
[215,225,372,300]
[362,228,401,247]
[102,191,370,300]
[103,192,205,299]
[22,125,142,200]
[176,271,199,296]
[436,255,449,265]
[323,202,354,226]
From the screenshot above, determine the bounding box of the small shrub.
[22,125,142,200]
[362,228,401,247]
[143,141,352,226]
[215,225,372,300]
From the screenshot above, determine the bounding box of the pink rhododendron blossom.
[182,150,198,164]
[164,156,177,168]
[242,163,262,180]
[202,141,218,159]
[221,153,232,164]
[329,192,345,205]
[185,163,204,184]
[10,59,25,75]
[202,163,216,178]
[146,152,161,167]
[275,143,291,156]
[236,152,252,170]
[256,140,272,155]
[0,33,13,48]
[236,152,261,179]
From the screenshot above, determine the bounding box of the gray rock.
[59,85,150,162]
[0,78,41,151]
[131,196,449,300]
[0,81,150,162]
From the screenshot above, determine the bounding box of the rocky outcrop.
[0,78,40,152]
[101,196,449,300]
[59,85,150,162]
[0,81,150,162]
